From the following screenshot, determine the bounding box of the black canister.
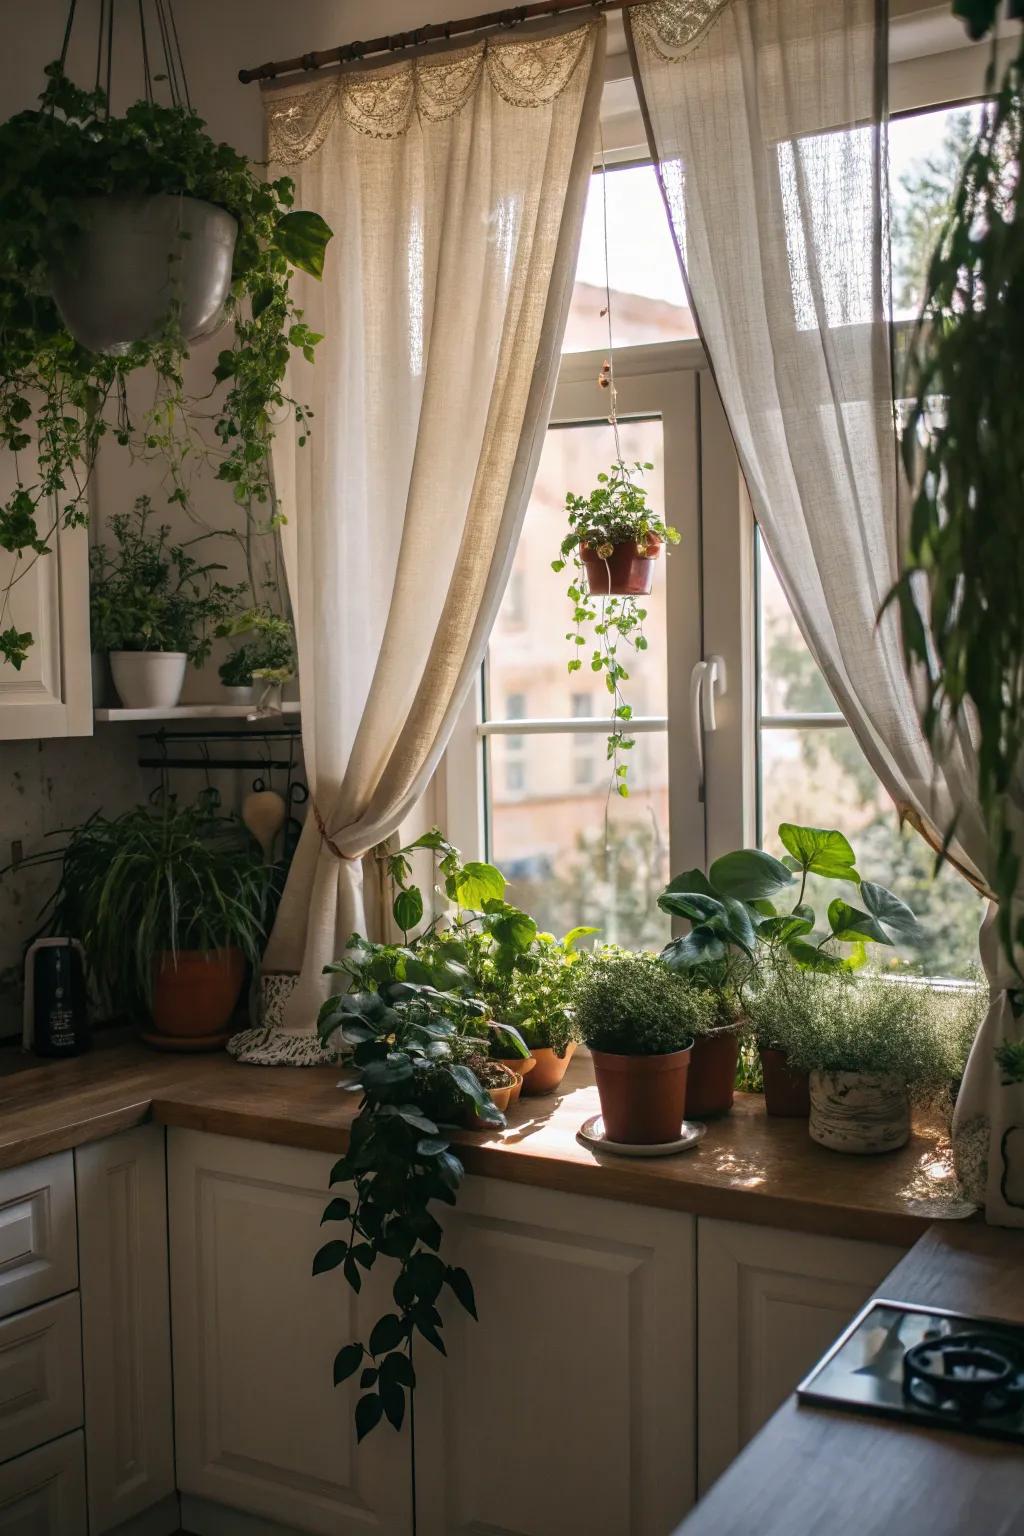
[25,939,91,1057]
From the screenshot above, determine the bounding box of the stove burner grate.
[902,1332,1024,1421]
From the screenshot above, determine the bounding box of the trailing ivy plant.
[658,823,923,1009]
[0,64,332,668]
[886,33,1023,970]
[552,461,679,797]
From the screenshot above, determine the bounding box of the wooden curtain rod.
[238,0,644,84]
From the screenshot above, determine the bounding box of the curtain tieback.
[312,799,361,862]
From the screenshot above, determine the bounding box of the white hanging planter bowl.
[109,651,187,710]
[49,195,237,355]
[809,1070,910,1154]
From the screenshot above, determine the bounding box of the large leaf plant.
[0,64,332,669]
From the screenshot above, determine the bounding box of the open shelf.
[94,702,300,723]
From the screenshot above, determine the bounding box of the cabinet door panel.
[0,1296,83,1466]
[0,1431,87,1535]
[0,1155,77,1323]
[76,1127,175,1532]
[417,1178,696,1536]
[696,1218,902,1492]
[168,1129,410,1536]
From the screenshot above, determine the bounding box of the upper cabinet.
[0,496,92,740]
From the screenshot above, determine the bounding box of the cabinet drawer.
[0,1431,87,1535]
[0,1296,83,1467]
[0,1158,77,1322]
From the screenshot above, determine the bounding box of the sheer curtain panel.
[233,18,605,1061]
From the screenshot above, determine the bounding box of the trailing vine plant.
[314,831,539,1491]
[0,64,332,668]
[886,24,1024,971]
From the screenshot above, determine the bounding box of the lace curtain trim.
[630,0,732,63]
[266,21,595,161]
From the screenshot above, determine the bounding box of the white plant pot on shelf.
[221,685,259,707]
[109,651,187,710]
[809,1070,910,1154]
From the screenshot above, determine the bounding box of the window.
[447,82,990,980]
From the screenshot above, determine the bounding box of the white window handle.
[690,655,727,801]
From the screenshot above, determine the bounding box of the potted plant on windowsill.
[573,948,717,1144]
[482,927,595,1096]
[90,497,241,709]
[218,610,296,707]
[12,793,272,1045]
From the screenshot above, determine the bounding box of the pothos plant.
[657,822,923,1012]
[552,460,679,797]
[0,64,332,669]
[313,831,539,1458]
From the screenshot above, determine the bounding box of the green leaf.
[777,824,859,883]
[369,1313,405,1355]
[446,1265,477,1319]
[860,881,923,945]
[786,939,867,972]
[661,868,717,898]
[450,861,506,909]
[393,885,423,933]
[708,849,794,902]
[273,210,333,277]
[333,1343,364,1385]
[827,899,892,946]
[561,925,598,951]
[657,890,727,924]
[757,912,814,943]
[312,1240,347,1275]
[321,1197,352,1224]
[355,1392,383,1442]
[660,926,727,970]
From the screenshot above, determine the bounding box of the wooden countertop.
[676,1222,1024,1536]
[1,1037,973,1245]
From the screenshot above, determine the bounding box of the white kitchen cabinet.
[695,1218,904,1493]
[0,1154,77,1322]
[0,496,92,739]
[75,1126,176,1534]
[167,1129,697,1536]
[0,1431,87,1535]
[0,1295,82,1467]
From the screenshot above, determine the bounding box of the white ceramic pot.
[222,685,259,707]
[109,650,187,710]
[809,1070,910,1154]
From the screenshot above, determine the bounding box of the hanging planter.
[554,460,679,798]
[48,194,238,355]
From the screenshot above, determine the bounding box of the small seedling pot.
[685,1030,740,1119]
[522,1042,577,1096]
[809,1070,910,1154]
[591,1044,692,1144]
[760,1047,811,1119]
[493,1055,536,1105]
[580,534,662,596]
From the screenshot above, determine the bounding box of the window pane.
[760,726,982,979]
[759,542,837,716]
[890,104,983,321]
[564,163,693,353]
[488,417,669,724]
[488,730,671,949]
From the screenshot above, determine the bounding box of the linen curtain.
[248,17,605,1049]
[628,0,1023,1224]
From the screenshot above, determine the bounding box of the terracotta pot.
[685,1031,740,1119]
[465,1078,514,1127]
[591,1045,692,1145]
[522,1042,577,1096]
[760,1047,811,1119]
[809,1070,910,1154]
[151,948,246,1038]
[580,534,662,596]
[493,1055,536,1106]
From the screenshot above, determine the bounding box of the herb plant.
[4,792,272,1017]
[552,461,679,797]
[0,65,332,669]
[573,947,717,1055]
[996,1038,1024,1085]
[480,929,593,1056]
[885,36,1024,971]
[89,496,241,662]
[218,610,295,686]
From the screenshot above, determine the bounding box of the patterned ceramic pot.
[261,972,300,1030]
[809,1070,910,1154]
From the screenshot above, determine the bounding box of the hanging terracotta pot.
[809,1071,910,1154]
[150,948,246,1041]
[580,534,662,597]
[522,1042,577,1096]
[760,1047,811,1118]
[685,1030,740,1118]
[591,1045,692,1144]
[49,195,237,355]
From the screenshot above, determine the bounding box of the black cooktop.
[797,1299,1024,1446]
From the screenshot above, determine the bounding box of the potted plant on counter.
[90,497,241,709]
[21,793,272,1045]
[481,927,595,1096]
[574,948,717,1144]
[553,460,679,798]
